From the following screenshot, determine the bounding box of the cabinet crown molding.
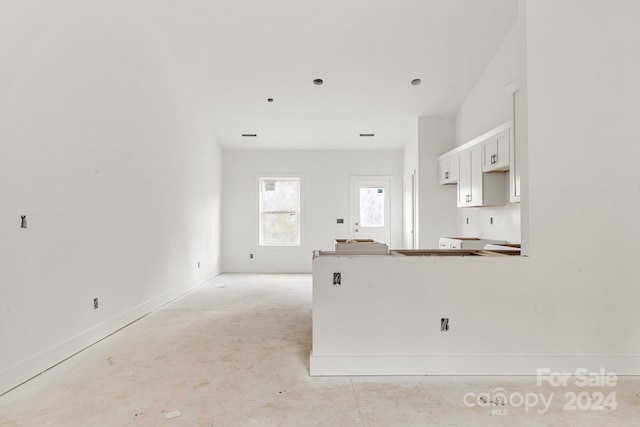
[438,121,512,161]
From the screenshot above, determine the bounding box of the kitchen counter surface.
[314,248,521,257]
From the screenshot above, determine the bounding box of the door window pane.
[359,187,384,227]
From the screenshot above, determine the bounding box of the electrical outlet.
[94,298,99,310]
[490,217,494,225]
[466,217,469,225]
[440,318,449,332]
[336,218,344,224]
[333,272,341,285]
[249,253,254,259]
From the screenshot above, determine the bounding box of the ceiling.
[146,0,518,150]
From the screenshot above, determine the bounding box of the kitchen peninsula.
[310,249,528,376]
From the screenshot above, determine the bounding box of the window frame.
[258,175,302,247]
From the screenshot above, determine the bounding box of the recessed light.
[411,78,422,86]
[242,134,257,137]
[313,78,323,85]
[267,98,274,102]
[359,133,375,137]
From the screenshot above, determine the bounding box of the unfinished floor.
[1,274,638,426]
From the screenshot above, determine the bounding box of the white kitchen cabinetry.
[457,144,505,207]
[457,146,472,206]
[438,155,459,185]
[438,122,511,208]
[438,237,506,249]
[482,129,510,172]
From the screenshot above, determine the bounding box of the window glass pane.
[359,187,384,227]
[259,177,301,246]
[261,212,299,245]
[261,179,299,211]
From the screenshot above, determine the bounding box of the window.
[259,177,301,246]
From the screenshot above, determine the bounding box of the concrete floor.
[1,274,639,426]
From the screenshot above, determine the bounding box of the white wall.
[0,1,222,394]
[455,21,520,145]
[222,150,404,272]
[525,0,640,326]
[457,204,521,243]
[417,117,458,248]
[454,17,523,243]
[514,0,640,365]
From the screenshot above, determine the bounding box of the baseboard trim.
[309,353,640,376]
[0,273,220,396]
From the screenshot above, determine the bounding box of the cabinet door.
[439,158,450,184]
[448,155,459,183]
[483,139,498,171]
[494,130,510,170]
[483,130,510,172]
[457,150,472,207]
[439,156,459,185]
[469,144,483,206]
[438,238,453,249]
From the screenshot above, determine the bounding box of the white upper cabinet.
[457,144,505,207]
[439,122,511,208]
[438,155,459,185]
[482,129,510,172]
[457,148,472,206]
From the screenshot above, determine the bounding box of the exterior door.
[350,177,391,244]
